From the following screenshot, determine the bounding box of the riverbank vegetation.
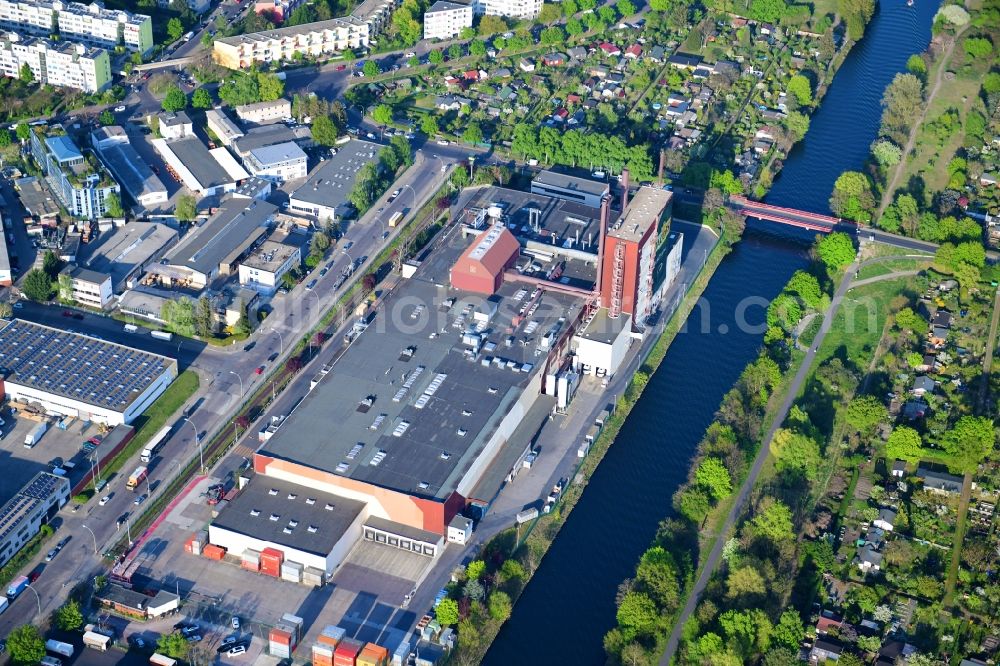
[834,0,1000,244]
[601,232,854,664]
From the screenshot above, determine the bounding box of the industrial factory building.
[207,177,674,573]
[0,319,176,425]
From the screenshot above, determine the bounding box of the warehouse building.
[250,234,582,551]
[14,176,60,220]
[205,108,244,147]
[83,221,177,293]
[244,142,308,183]
[0,472,70,569]
[155,199,276,290]
[238,235,301,295]
[151,136,249,197]
[91,126,168,209]
[0,319,177,425]
[287,139,381,221]
[449,224,520,295]
[231,124,308,159]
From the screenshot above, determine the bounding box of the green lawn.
[92,369,200,488]
[857,256,932,280]
[820,276,916,369]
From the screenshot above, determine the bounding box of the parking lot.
[124,470,428,660]
[0,410,106,504]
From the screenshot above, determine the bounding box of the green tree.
[618,0,636,14]
[847,584,880,614]
[748,0,787,22]
[105,191,124,218]
[838,0,875,40]
[676,486,711,523]
[462,122,484,145]
[42,250,60,278]
[371,104,392,126]
[257,72,284,101]
[725,565,767,600]
[815,231,856,270]
[500,558,526,581]
[22,269,53,302]
[175,195,196,222]
[18,62,33,83]
[787,74,812,106]
[539,2,562,21]
[191,87,212,109]
[488,590,512,621]
[906,54,927,78]
[785,111,809,141]
[161,84,187,112]
[54,599,84,631]
[0,302,12,319]
[871,139,902,167]
[470,39,487,56]
[540,26,565,44]
[616,591,658,639]
[157,632,190,659]
[829,171,875,222]
[635,546,679,610]
[694,457,732,500]
[312,114,339,146]
[566,17,584,35]
[478,15,508,35]
[363,60,380,78]
[845,395,888,433]
[428,49,444,64]
[750,498,794,542]
[984,72,1000,94]
[420,114,439,136]
[99,109,114,126]
[448,43,462,59]
[195,296,213,338]
[771,610,804,650]
[770,428,821,479]
[880,73,923,142]
[219,73,260,106]
[435,597,459,626]
[943,416,995,471]
[785,270,822,307]
[15,122,29,142]
[7,625,45,665]
[894,306,928,334]
[233,298,251,336]
[887,425,923,462]
[466,559,486,581]
[167,17,184,42]
[964,37,993,59]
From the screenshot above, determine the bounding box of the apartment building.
[423,0,472,40]
[58,264,113,308]
[156,0,210,14]
[234,98,291,125]
[30,127,120,219]
[213,16,369,69]
[0,0,153,54]
[0,33,110,92]
[244,141,307,183]
[471,0,539,19]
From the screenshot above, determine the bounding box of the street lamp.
[81,524,98,555]
[24,583,41,616]
[229,370,244,396]
[183,417,204,472]
[269,328,284,356]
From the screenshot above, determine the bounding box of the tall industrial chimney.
[621,168,630,211]
[595,196,609,297]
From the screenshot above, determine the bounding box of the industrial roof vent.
[287,493,297,500]
[305,498,316,505]
[250,509,260,516]
[268,488,278,495]
[269,514,280,521]
[288,520,298,528]
[325,503,334,510]
[307,525,318,533]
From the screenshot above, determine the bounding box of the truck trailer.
[23,421,47,448]
[6,575,28,599]
[45,639,74,657]
[140,426,171,463]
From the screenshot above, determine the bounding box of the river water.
[482,1,938,663]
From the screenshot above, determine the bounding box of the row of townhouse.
[213,15,370,69]
[0,0,152,54]
[0,32,110,92]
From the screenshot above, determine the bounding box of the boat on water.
[907,0,914,6]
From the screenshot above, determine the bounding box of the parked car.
[45,548,58,562]
[134,494,148,506]
[231,616,240,630]
[114,105,126,112]
[254,366,264,375]
[305,279,317,291]
[228,645,246,656]
[99,494,112,506]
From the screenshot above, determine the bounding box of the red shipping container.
[260,547,283,577]
[203,544,226,560]
[241,559,260,572]
[358,643,389,666]
[269,629,292,645]
[184,536,196,554]
[334,638,363,666]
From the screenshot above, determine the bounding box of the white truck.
[140,426,171,463]
[123,324,138,333]
[24,421,47,448]
[150,330,173,341]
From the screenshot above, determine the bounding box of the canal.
[482,0,939,663]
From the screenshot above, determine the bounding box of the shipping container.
[202,544,226,560]
[334,638,363,666]
[391,641,410,666]
[303,566,325,587]
[269,641,291,659]
[260,547,283,576]
[269,628,292,645]
[318,625,346,647]
[242,548,261,571]
[358,643,389,666]
[281,561,303,583]
[313,645,335,666]
[281,613,304,639]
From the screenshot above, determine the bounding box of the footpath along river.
[482,0,939,662]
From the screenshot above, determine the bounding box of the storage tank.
[334,638,363,666]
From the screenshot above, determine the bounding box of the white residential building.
[423,0,472,40]
[58,264,112,308]
[0,0,153,53]
[244,141,307,183]
[0,33,110,92]
[234,98,291,125]
[238,237,300,295]
[213,17,369,69]
[472,0,539,19]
